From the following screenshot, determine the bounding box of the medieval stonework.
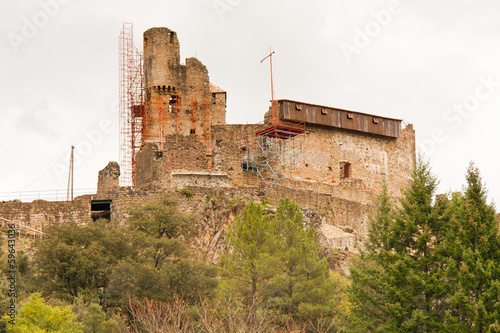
[0,27,416,266]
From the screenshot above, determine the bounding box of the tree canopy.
[221,198,347,329]
[349,161,500,332]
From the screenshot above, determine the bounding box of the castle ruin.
[0,26,416,258]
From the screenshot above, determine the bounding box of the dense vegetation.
[0,161,498,332]
[349,161,500,332]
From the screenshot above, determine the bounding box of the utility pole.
[66,146,74,201]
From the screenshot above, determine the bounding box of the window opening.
[340,162,351,180]
[91,200,112,221]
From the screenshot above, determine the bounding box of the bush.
[182,188,193,197]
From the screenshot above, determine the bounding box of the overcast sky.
[1,0,499,204]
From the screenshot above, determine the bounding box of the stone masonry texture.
[0,26,417,268]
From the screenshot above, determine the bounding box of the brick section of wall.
[96,162,120,198]
[0,199,92,233]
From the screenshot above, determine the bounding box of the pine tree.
[444,163,500,332]
[385,160,449,332]
[349,160,449,332]
[348,182,394,331]
[220,201,276,304]
[268,198,336,324]
[221,199,344,329]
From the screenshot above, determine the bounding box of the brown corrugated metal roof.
[276,99,402,138]
[277,99,402,121]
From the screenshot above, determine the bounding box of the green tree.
[71,296,123,333]
[105,193,217,307]
[220,201,275,303]
[222,199,343,328]
[268,198,338,324]
[127,193,192,239]
[349,160,450,332]
[3,293,83,333]
[444,163,500,331]
[34,219,132,299]
[348,182,394,331]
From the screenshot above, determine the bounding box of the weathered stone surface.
[0,198,91,234]
[96,161,120,198]
[0,26,417,276]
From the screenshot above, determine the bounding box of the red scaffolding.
[119,22,144,186]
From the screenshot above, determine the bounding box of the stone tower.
[142,27,226,147]
[134,27,227,188]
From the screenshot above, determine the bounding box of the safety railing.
[0,188,97,203]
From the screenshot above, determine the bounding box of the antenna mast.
[261,47,276,126]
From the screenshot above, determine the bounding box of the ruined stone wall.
[211,124,261,186]
[211,91,226,126]
[142,27,226,144]
[96,161,120,199]
[135,136,209,190]
[106,184,373,236]
[0,184,371,269]
[136,123,268,190]
[209,122,415,199]
[103,185,371,264]
[0,198,92,234]
[295,123,415,197]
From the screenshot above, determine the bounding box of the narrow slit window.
[344,163,350,178]
[340,162,351,180]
